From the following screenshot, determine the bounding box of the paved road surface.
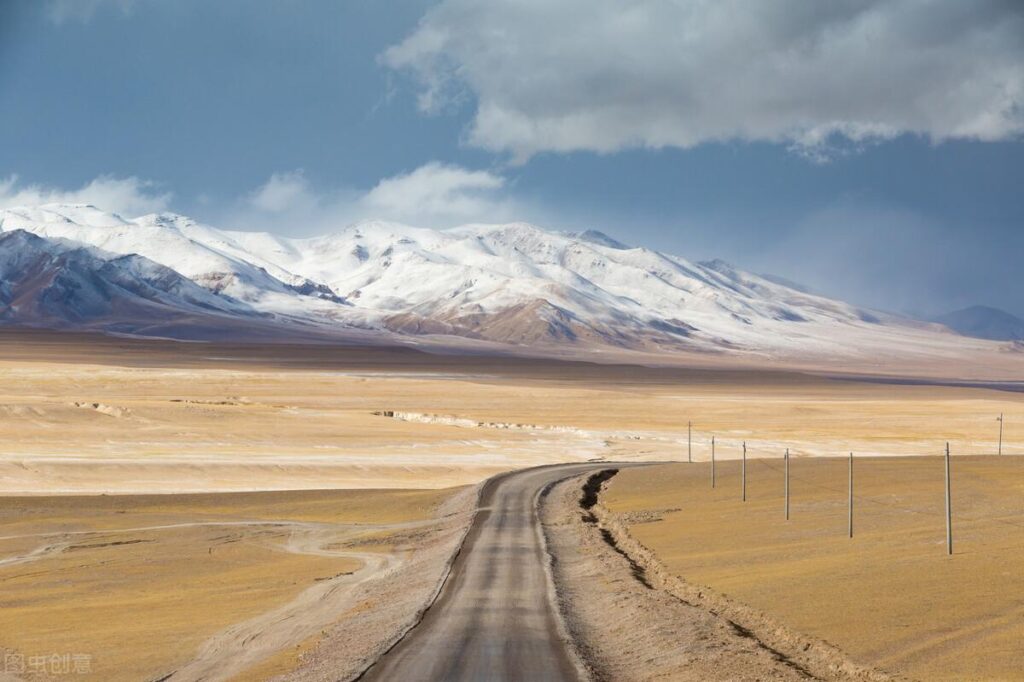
[362,462,616,682]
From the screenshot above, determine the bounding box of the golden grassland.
[604,456,1024,681]
[0,330,1021,680]
[0,487,456,681]
[0,330,1021,495]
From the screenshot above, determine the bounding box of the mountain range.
[933,306,1024,342]
[0,204,1017,368]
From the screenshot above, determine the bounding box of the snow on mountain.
[0,205,342,307]
[0,203,986,360]
[0,229,260,334]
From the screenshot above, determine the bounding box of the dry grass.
[0,331,1021,679]
[604,456,1024,681]
[0,330,1020,495]
[0,487,456,681]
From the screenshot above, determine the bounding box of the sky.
[1,0,1022,318]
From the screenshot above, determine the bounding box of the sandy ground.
[0,330,1020,496]
[601,457,1024,681]
[0,486,473,681]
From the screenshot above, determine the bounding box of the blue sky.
[1,0,1022,318]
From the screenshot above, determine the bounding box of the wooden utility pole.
[688,421,692,463]
[742,442,747,502]
[711,436,716,488]
[784,448,790,520]
[945,442,953,555]
[998,414,1003,456]
[848,452,854,538]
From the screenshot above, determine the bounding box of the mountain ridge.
[934,305,1024,341]
[0,203,1008,366]
[0,229,257,331]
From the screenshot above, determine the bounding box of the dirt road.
[361,463,620,682]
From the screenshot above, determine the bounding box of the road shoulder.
[541,469,897,682]
[270,485,480,682]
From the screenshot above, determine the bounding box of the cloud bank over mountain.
[241,163,518,231]
[0,174,170,216]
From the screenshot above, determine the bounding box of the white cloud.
[0,164,519,233]
[361,162,506,222]
[0,174,171,216]
[247,170,317,213]
[384,0,1024,161]
[237,162,518,232]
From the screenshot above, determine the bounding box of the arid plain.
[0,329,1021,681]
[600,457,1023,681]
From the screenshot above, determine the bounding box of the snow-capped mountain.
[0,229,259,334]
[0,205,339,304]
[0,203,1003,363]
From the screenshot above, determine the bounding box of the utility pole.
[998,413,1004,455]
[784,448,790,520]
[848,452,854,538]
[742,441,747,502]
[688,421,692,463]
[711,436,716,488]
[945,442,953,555]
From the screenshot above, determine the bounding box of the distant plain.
[0,330,1020,496]
[0,329,1020,680]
